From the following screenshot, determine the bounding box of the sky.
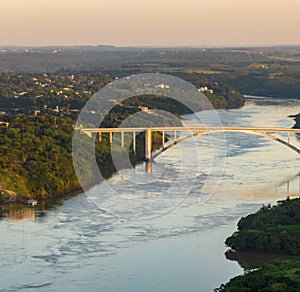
[1,0,300,47]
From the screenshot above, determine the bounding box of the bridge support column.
[145,129,152,162]
[121,132,124,148]
[109,132,113,144]
[162,131,165,147]
[98,132,102,142]
[133,131,136,153]
[145,161,152,173]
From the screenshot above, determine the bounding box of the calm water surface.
[1,97,300,291]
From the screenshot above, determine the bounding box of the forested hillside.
[225,198,300,254]
[217,198,300,291]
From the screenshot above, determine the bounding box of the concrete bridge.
[75,126,300,163]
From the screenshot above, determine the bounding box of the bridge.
[75,126,300,164]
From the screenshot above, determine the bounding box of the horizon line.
[1,44,300,49]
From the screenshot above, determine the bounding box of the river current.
[1,96,300,291]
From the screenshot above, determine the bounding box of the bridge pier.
[121,132,124,148]
[145,128,152,162]
[145,161,152,173]
[133,131,136,153]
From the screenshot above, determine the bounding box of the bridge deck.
[76,126,300,133]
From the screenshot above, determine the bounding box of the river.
[1,96,300,291]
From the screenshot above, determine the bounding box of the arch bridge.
[76,126,300,164]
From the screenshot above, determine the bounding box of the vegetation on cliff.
[0,115,78,200]
[216,198,300,291]
[225,198,300,254]
[0,99,182,202]
[0,63,246,202]
[215,258,300,292]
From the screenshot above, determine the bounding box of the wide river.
[1,97,300,291]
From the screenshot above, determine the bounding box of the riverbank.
[0,117,167,205]
[216,197,300,291]
[0,185,84,219]
[225,197,300,254]
[215,257,300,291]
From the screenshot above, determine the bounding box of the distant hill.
[1,46,300,99]
[0,46,270,73]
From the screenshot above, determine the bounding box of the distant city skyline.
[1,0,299,47]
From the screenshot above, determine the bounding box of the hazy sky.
[1,0,299,46]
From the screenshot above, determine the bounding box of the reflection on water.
[249,172,300,199]
[2,207,36,221]
[0,196,69,221]
[225,249,297,270]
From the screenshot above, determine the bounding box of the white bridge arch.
[76,126,300,163]
[152,127,300,160]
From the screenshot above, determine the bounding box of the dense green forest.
[216,198,300,291]
[215,258,300,292]
[225,198,300,254]
[0,115,78,200]
[0,99,181,202]
[0,113,145,202]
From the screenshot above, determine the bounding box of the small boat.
[24,199,38,207]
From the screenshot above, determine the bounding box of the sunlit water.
[1,97,300,291]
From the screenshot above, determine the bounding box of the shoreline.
[217,197,300,290]
[0,185,83,214]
